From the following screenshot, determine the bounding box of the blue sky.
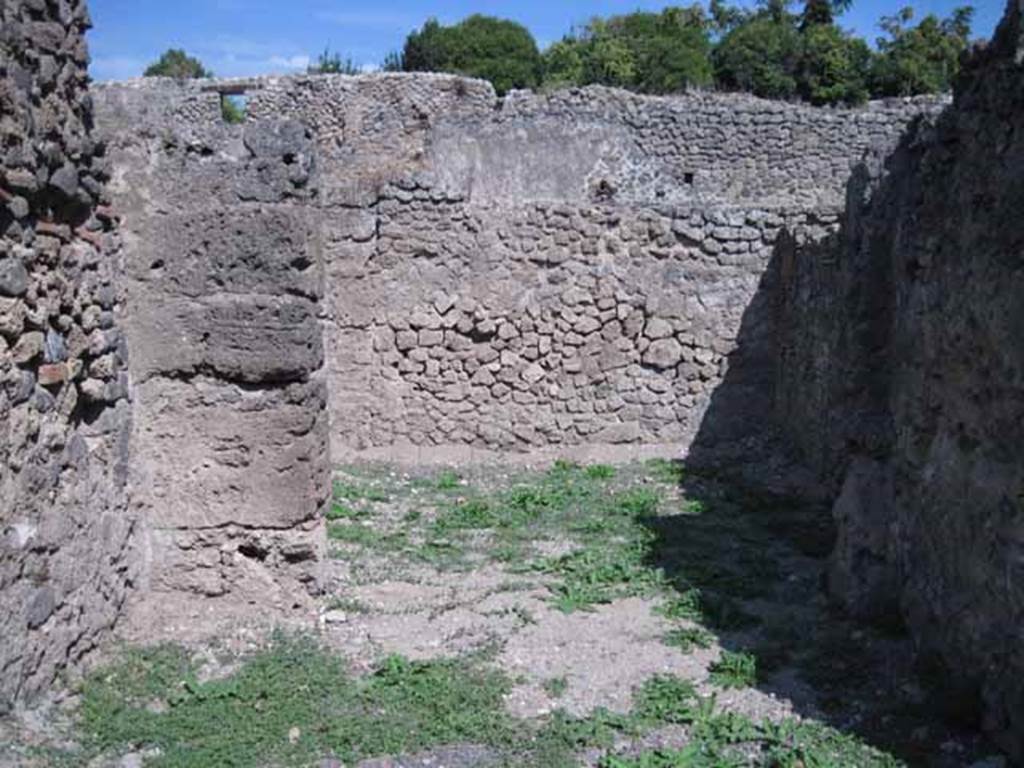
[87,0,1004,81]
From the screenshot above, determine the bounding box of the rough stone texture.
[113,73,935,460]
[6,6,1018,759]
[0,0,134,710]
[775,1,1024,757]
[93,84,328,607]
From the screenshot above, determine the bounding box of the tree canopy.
[146,3,979,106]
[870,6,975,96]
[143,49,211,79]
[402,15,542,95]
[562,7,713,93]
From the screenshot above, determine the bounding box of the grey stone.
[26,586,56,629]
[642,338,683,369]
[48,163,79,197]
[0,257,29,296]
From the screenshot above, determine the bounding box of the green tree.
[546,6,712,94]
[573,19,639,88]
[541,39,585,88]
[713,12,801,99]
[800,0,853,31]
[708,0,749,37]
[797,23,871,104]
[402,15,542,95]
[870,6,974,96]
[308,48,361,75]
[607,7,713,93]
[381,51,404,72]
[143,49,211,79]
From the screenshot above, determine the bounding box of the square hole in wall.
[220,93,248,124]
[683,172,695,185]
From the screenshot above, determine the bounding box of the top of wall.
[94,73,947,211]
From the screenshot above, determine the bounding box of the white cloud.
[269,54,312,70]
[193,36,314,77]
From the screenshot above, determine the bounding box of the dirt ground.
[0,459,1009,768]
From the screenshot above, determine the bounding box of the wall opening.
[221,93,248,124]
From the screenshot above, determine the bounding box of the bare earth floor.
[0,460,1009,767]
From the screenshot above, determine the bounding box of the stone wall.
[93,78,939,464]
[0,0,133,709]
[775,1,1024,757]
[93,83,328,610]
[240,76,937,458]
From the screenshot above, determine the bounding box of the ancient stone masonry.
[0,0,133,709]
[9,6,1021,753]
[234,76,939,459]
[92,83,328,608]
[775,0,1024,757]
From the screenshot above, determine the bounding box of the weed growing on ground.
[664,626,715,653]
[709,651,758,689]
[435,469,461,490]
[585,464,617,480]
[632,675,703,725]
[645,458,686,484]
[76,635,905,768]
[333,478,389,503]
[543,676,569,698]
[79,635,514,768]
[325,597,370,614]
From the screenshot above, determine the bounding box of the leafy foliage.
[797,23,871,104]
[80,636,515,768]
[79,636,902,767]
[143,49,211,79]
[542,7,712,93]
[709,650,758,689]
[871,6,975,96]
[307,47,360,75]
[714,13,801,100]
[402,15,542,95]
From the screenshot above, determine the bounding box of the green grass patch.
[327,522,406,550]
[543,676,569,698]
[709,651,757,690]
[663,626,715,653]
[333,478,389,503]
[644,458,686,484]
[435,469,461,490]
[79,636,514,768]
[585,464,617,480]
[77,637,904,768]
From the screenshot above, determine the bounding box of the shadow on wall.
[646,204,1003,762]
[658,73,1024,758]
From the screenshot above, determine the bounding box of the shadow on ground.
[654,210,1002,765]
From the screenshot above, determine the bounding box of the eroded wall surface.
[0,0,133,708]
[776,1,1024,756]
[93,84,327,609]
[241,78,939,458]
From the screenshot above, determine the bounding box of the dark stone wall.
[775,0,1024,757]
[0,0,134,709]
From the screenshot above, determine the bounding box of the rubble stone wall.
[0,0,133,709]
[775,2,1024,757]
[239,76,937,457]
